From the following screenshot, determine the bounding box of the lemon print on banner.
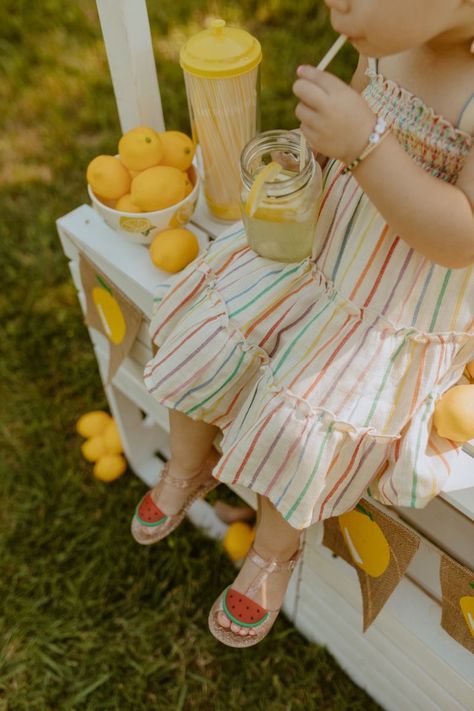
[92,275,126,345]
[460,583,474,639]
[119,216,156,237]
[338,503,391,577]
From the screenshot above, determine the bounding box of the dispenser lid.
[180,19,262,78]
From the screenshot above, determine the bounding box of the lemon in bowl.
[88,161,200,246]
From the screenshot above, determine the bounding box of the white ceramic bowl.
[88,162,200,246]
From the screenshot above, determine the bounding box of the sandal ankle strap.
[160,461,211,489]
[247,544,302,574]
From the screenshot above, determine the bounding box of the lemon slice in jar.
[245,161,283,217]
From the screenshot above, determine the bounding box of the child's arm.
[293,66,474,269]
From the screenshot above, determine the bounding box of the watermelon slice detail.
[135,492,169,527]
[222,586,269,627]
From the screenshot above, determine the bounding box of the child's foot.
[131,451,220,545]
[215,542,300,639]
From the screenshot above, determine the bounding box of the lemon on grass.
[118,126,163,171]
[159,131,195,171]
[245,161,283,217]
[223,522,255,561]
[76,410,112,438]
[81,435,108,463]
[93,454,127,482]
[103,420,123,455]
[149,228,199,273]
[433,384,474,442]
[86,155,131,200]
[131,166,186,211]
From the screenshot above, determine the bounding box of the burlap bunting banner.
[440,553,474,654]
[323,499,421,631]
[79,253,143,384]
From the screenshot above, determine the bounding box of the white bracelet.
[342,116,389,174]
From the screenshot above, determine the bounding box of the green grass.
[0,1,381,708]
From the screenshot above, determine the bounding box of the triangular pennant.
[440,553,474,653]
[79,253,143,384]
[323,499,420,631]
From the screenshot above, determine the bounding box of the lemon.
[103,420,123,454]
[94,192,117,209]
[76,410,112,438]
[245,161,283,217]
[93,454,127,482]
[81,435,108,463]
[149,228,199,273]
[86,155,131,200]
[223,522,255,561]
[118,126,163,171]
[159,131,195,171]
[131,166,186,211]
[115,193,141,213]
[183,172,194,197]
[433,384,474,442]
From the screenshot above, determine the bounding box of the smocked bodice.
[363,65,472,183]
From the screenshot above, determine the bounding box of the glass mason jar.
[240,130,322,262]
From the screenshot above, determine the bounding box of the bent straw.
[299,34,348,171]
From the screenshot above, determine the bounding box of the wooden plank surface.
[95,0,165,133]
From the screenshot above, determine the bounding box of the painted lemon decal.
[119,216,155,236]
[338,503,390,577]
[168,199,197,228]
[92,275,126,345]
[460,583,474,639]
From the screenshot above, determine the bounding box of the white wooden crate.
[56,2,474,708]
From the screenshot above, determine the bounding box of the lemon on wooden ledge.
[149,227,199,273]
[433,384,474,442]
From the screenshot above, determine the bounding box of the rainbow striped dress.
[144,61,474,530]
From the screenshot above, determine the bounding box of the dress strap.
[456,93,474,136]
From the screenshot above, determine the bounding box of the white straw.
[298,35,347,173]
[316,34,347,71]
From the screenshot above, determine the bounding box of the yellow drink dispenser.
[180,19,262,221]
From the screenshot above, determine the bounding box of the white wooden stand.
[56,2,474,708]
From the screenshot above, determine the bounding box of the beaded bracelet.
[342,116,389,174]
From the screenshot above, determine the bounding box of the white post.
[96,0,165,133]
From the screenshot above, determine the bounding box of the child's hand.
[293,66,375,164]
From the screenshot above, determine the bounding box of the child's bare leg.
[217,494,302,637]
[149,410,219,515]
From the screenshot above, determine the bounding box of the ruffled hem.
[144,234,474,529]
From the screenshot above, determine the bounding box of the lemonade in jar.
[240,130,322,262]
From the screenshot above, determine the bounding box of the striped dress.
[144,60,474,530]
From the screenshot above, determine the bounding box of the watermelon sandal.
[131,450,221,545]
[208,543,302,648]
[208,494,303,648]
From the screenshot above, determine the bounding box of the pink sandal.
[208,544,302,648]
[131,452,220,545]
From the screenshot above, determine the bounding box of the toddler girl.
[132,0,474,648]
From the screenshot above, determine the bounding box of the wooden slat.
[95,0,165,133]
[301,544,474,700]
